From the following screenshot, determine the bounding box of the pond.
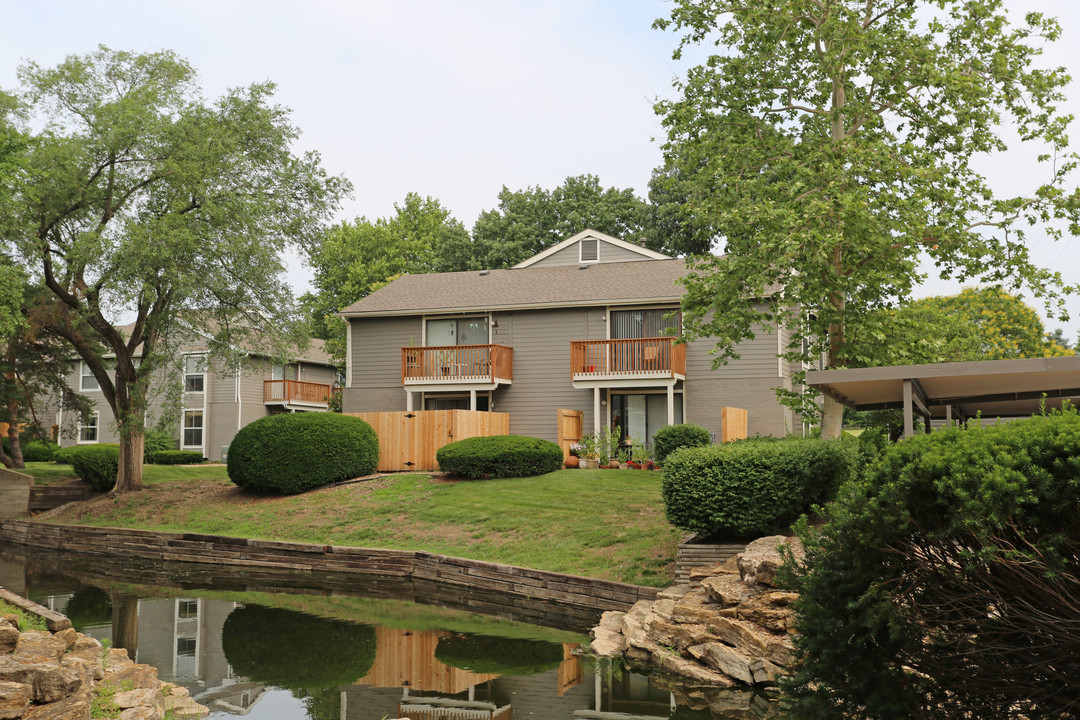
[0,543,784,719]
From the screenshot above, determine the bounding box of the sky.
[3,0,1078,341]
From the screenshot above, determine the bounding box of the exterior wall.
[342,316,423,413]
[683,375,797,439]
[528,238,655,268]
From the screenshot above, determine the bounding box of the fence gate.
[720,406,748,442]
[556,408,584,461]
[347,410,509,472]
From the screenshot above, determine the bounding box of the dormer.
[512,229,670,269]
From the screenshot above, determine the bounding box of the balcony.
[401,344,513,387]
[570,337,686,384]
[263,379,334,408]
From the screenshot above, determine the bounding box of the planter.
[619,463,629,470]
[579,459,599,470]
[628,462,642,470]
[564,456,580,468]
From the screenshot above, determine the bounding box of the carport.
[806,356,1080,437]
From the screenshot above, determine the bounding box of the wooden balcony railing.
[263,379,333,406]
[401,344,513,384]
[570,337,686,379]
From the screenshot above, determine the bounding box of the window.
[184,355,206,392]
[424,394,490,411]
[610,308,681,339]
[177,599,199,620]
[271,364,297,381]
[426,317,489,346]
[80,362,99,391]
[580,237,599,263]
[78,411,99,443]
[182,410,203,448]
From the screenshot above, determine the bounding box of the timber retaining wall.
[675,538,748,585]
[0,520,658,613]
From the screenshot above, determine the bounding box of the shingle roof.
[339,258,692,316]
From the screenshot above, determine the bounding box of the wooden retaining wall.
[675,538,747,585]
[347,410,510,471]
[0,468,31,520]
[0,520,658,613]
[29,485,91,512]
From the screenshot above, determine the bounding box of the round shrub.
[436,435,563,479]
[148,450,204,465]
[66,443,120,492]
[661,437,858,539]
[221,605,376,689]
[435,634,564,676]
[21,440,58,462]
[53,445,76,465]
[652,423,711,465]
[226,413,378,494]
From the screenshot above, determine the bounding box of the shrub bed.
[53,445,76,465]
[662,437,858,538]
[142,429,176,461]
[66,443,120,492]
[148,450,204,465]
[435,634,565,676]
[652,423,711,465]
[436,435,563,479]
[22,440,58,462]
[226,412,378,494]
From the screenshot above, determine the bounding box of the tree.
[1,47,347,491]
[470,174,651,267]
[301,193,470,363]
[655,0,1080,439]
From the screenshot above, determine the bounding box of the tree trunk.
[821,395,844,441]
[115,429,144,493]
[111,593,139,661]
[4,407,24,470]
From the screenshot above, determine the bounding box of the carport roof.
[806,356,1080,419]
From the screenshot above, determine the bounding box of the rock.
[0,626,18,656]
[646,615,713,653]
[700,574,757,607]
[115,687,163,714]
[650,650,735,687]
[688,559,738,583]
[707,617,795,667]
[52,630,78,654]
[687,642,779,686]
[119,707,159,720]
[59,657,96,692]
[105,649,134,670]
[0,681,32,720]
[21,688,91,720]
[649,598,676,621]
[103,662,158,692]
[737,593,796,633]
[0,656,81,703]
[737,536,802,589]
[590,612,625,658]
[165,693,209,719]
[14,632,65,664]
[656,584,693,601]
[621,601,658,653]
[671,590,719,624]
[0,618,19,632]
[64,647,104,682]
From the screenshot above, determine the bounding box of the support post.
[594,387,602,434]
[469,390,477,411]
[903,379,914,438]
[667,384,675,426]
[406,391,414,412]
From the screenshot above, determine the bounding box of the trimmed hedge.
[53,445,76,465]
[142,429,176,462]
[434,634,565,676]
[221,605,376,690]
[1,438,57,462]
[436,435,563,479]
[148,450,204,465]
[652,423,711,465]
[66,444,120,492]
[662,437,859,539]
[227,413,378,494]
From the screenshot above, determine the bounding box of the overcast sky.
[3,1,1078,341]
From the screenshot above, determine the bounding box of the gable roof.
[107,321,332,365]
[340,258,691,317]
[512,229,670,268]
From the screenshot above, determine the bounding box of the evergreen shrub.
[436,435,563,479]
[434,634,564,676]
[21,440,58,462]
[226,413,378,494]
[66,443,120,492]
[142,429,176,461]
[661,437,858,538]
[148,450,204,465]
[652,423,711,464]
[53,445,75,465]
[786,410,1080,720]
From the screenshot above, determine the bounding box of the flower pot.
[579,459,598,470]
[619,462,629,470]
[564,456,580,468]
[628,462,641,469]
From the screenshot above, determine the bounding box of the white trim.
[77,411,100,444]
[573,377,682,390]
[342,296,686,319]
[512,229,669,269]
[579,236,599,264]
[182,352,208,393]
[421,313,492,347]
[80,361,99,391]
[181,409,204,450]
[345,321,353,388]
[777,321,784,378]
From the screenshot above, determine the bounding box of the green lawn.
[43,468,683,587]
[19,461,229,486]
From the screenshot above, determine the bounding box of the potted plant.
[617,449,630,469]
[565,442,582,468]
[578,434,599,469]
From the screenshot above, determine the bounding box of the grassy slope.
[20,461,230,486]
[40,468,682,587]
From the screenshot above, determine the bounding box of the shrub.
[147,450,204,465]
[436,435,563,479]
[21,440,58,462]
[142,429,176,462]
[63,587,113,631]
[652,423,711,465]
[661,437,858,539]
[226,413,378,494]
[221,605,376,690]
[434,634,565,676]
[53,445,76,465]
[66,444,120,492]
[785,410,1080,720]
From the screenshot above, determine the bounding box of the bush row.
[436,435,563,479]
[652,423,711,465]
[148,450,205,465]
[66,443,120,492]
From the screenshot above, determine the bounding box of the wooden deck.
[402,344,513,386]
[570,337,686,380]
[263,379,333,407]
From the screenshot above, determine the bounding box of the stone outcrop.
[0,609,209,720]
[590,535,801,688]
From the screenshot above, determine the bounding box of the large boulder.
[737,536,803,588]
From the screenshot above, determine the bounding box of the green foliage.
[227,413,378,494]
[63,587,113,630]
[655,1,1080,433]
[652,423,711,465]
[142,429,176,462]
[436,435,563,479]
[662,438,857,539]
[147,450,204,465]
[67,444,120,492]
[20,440,58,462]
[0,599,48,632]
[434,634,565,676]
[785,410,1080,719]
[221,605,376,689]
[53,446,76,465]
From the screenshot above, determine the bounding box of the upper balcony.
[570,337,686,384]
[264,379,333,408]
[401,344,513,387]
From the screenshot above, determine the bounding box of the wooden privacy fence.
[347,410,509,472]
[556,408,583,461]
[721,406,748,442]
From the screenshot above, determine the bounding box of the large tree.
[470,174,651,268]
[1,47,347,491]
[655,0,1080,438]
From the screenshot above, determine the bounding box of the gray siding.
[344,316,423,413]
[686,322,781,380]
[684,375,798,438]
[528,238,655,268]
